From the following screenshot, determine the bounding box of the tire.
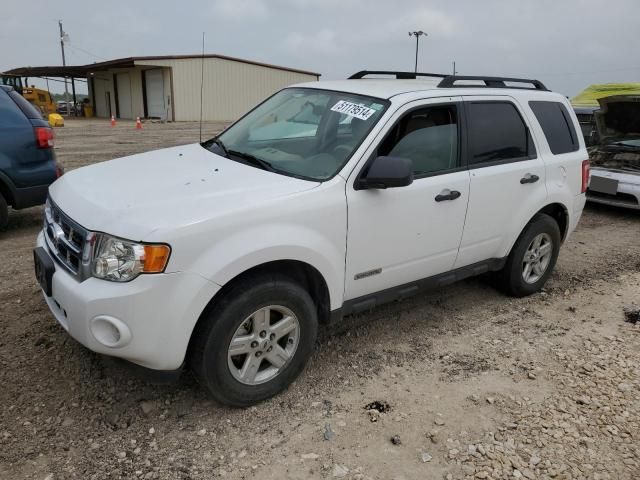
[496,213,561,297]
[0,192,8,230]
[190,273,318,407]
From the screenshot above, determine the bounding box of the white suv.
[34,72,589,406]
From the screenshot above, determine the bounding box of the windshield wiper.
[227,149,276,172]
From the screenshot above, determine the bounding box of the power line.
[65,42,108,62]
[40,76,87,84]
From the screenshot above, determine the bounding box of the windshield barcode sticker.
[330,101,376,120]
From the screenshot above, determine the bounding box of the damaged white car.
[587,95,640,210]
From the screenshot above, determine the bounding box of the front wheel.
[190,273,318,407]
[496,213,561,297]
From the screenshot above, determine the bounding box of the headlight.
[92,234,171,282]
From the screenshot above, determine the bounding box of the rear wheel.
[0,192,8,230]
[190,273,318,407]
[496,214,561,297]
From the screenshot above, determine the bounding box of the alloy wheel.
[227,305,300,385]
[522,233,553,284]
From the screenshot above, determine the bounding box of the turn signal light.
[143,245,171,273]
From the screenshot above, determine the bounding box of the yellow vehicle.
[22,87,56,116]
[1,75,63,126]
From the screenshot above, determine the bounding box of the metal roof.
[3,65,89,77]
[3,54,320,78]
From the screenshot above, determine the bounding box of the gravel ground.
[0,119,638,480]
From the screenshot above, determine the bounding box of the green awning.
[571,83,640,107]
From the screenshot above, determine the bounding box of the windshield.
[204,88,388,180]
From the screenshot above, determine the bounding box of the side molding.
[330,257,506,322]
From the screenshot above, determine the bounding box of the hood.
[49,143,319,240]
[595,95,640,144]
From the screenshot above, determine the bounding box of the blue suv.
[0,85,61,228]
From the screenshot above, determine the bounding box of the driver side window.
[377,104,459,176]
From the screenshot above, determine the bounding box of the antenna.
[199,32,205,143]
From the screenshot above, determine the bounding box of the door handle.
[520,174,540,184]
[435,189,461,202]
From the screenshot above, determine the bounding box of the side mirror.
[356,156,414,190]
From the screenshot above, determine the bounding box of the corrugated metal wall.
[92,73,113,118]
[89,68,146,119]
[135,58,317,122]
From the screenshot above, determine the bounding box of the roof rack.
[437,75,548,91]
[349,70,448,80]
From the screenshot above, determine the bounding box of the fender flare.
[504,200,569,256]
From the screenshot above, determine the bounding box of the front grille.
[44,199,89,278]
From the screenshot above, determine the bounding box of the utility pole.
[452,61,457,76]
[58,20,70,116]
[408,31,427,73]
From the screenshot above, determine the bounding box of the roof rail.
[437,75,548,91]
[349,70,448,80]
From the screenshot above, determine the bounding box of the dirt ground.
[0,119,639,480]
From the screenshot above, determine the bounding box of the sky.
[1,0,639,98]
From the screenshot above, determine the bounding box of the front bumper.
[36,231,220,370]
[587,168,640,210]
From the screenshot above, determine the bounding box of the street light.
[408,30,428,73]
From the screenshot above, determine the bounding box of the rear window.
[467,102,536,165]
[529,101,579,155]
[0,89,31,127]
[8,90,43,119]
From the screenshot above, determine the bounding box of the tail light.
[55,163,64,178]
[35,127,54,149]
[581,159,590,193]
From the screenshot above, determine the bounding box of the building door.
[145,69,165,119]
[116,73,133,119]
[105,91,112,118]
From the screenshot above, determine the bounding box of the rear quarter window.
[529,101,579,155]
[8,90,44,120]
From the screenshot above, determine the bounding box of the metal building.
[4,54,320,122]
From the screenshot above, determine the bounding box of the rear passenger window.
[529,101,579,154]
[467,102,535,165]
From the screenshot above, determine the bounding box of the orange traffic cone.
[135,117,143,130]
[110,115,116,127]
